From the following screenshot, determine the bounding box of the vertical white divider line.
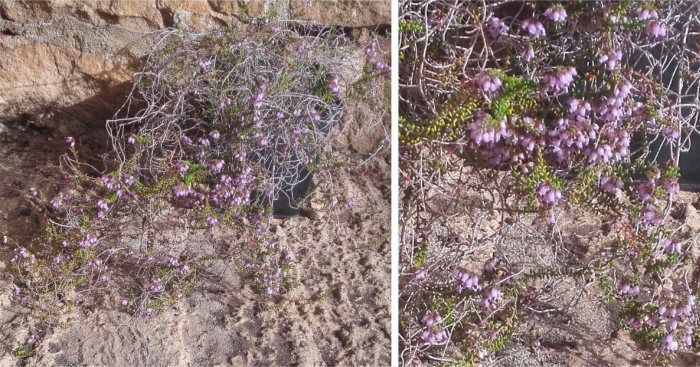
[391,0,399,365]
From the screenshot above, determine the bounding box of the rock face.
[0,0,390,134]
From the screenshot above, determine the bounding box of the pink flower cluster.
[50,192,72,210]
[599,48,623,70]
[523,44,535,62]
[648,25,667,39]
[540,66,577,93]
[661,238,682,254]
[328,75,340,94]
[663,179,680,194]
[483,257,498,272]
[148,276,164,292]
[479,287,501,308]
[652,293,696,352]
[420,310,447,345]
[205,215,218,227]
[97,199,109,219]
[166,256,179,267]
[597,82,634,124]
[662,126,680,141]
[452,267,481,293]
[79,233,98,249]
[638,8,666,39]
[199,60,212,73]
[544,6,567,23]
[467,110,507,146]
[522,18,545,37]
[619,282,641,297]
[477,73,502,94]
[600,176,623,194]
[487,17,508,39]
[365,41,391,77]
[637,203,663,227]
[536,182,562,207]
[637,8,659,21]
[251,86,265,110]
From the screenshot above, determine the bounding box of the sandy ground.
[0,39,391,365]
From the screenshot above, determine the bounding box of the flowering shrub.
[400,0,699,365]
[8,16,389,349]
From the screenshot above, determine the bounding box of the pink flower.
[477,73,502,93]
[487,17,509,39]
[484,257,498,272]
[680,330,693,347]
[637,8,659,21]
[66,136,75,148]
[468,110,507,145]
[663,180,680,194]
[600,176,623,193]
[544,6,567,23]
[420,310,442,327]
[208,160,225,173]
[661,238,681,254]
[536,182,562,207]
[662,127,680,141]
[522,18,545,37]
[166,256,179,267]
[414,270,426,280]
[599,48,623,70]
[453,267,481,293]
[662,334,679,352]
[179,264,190,275]
[480,287,502,308]
[540,66,577,93]
[251,92,264,109]
[344,198,354,208]
[199,60,212,72]
[328,75,340,94]
[419,328,446,345]
[523,44,535,62]
[645,20,667,39]
[567,98,591,116]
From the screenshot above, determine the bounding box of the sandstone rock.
[0,0,389,130]
[290,0,390,27]
[0,36,133,128]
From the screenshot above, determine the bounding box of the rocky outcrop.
[0,0,390,134]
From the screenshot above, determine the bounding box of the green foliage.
[488,72,539,120]
[134,172,178,197]
[399,19,425,33]
[13,344,35,359]
[414,244,428,267]
[400,92,481,145]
